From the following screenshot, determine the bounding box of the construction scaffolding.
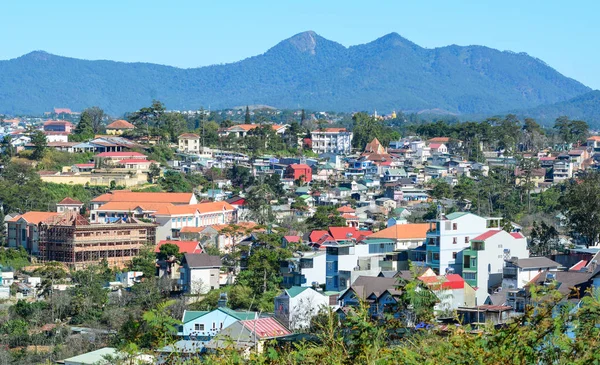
[38,212,156,270]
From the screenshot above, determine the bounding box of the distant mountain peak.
[285,31,320,55]
[20,50,53,61]
[370,32,421,49]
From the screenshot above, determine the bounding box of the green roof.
[218,307,257,320]
[286,286,310,298]
[393,207,407,214]
[445,212,469,220]
[363,238,395,244]
[62,347,118,364]
[296,187,310,193]
[183,310,209,323]
[337,187,350,191]
[426,165,447,170]
[299,194,313,200]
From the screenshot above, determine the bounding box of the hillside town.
[1,104,600,363]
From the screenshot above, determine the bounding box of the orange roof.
[9,211,60,224]
[316,128,347,133]
[155,240,202,254]
[587,136,600,141]
[92,191,194,204]
[341,213,359,220]
[96,201,175,212]
[58,197,83,205]
[106,119,135,129]
[337,205,356,214]
[179,133,200,139]
[364,138,386,154]
[227,124,284,132]
[180,226,209,233]
[369,223,429,240]
[428,137,451,143]
[153,201,235,216]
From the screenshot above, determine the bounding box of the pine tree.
[72,111,95,141]
[0,207,5,246]
[301,109,306,123]
[245,106,251,124]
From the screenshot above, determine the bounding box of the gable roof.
[92,190,195,204]
[511,257,560,269]
[179,133,200,139]
[285,286,310,298]
[445,212,470,220]
[345,276,399,299]
[419,274,464,290]
[183,253,222,268]
[106,119,135,129]
[309,230,329,243]
[95,201,175,212]
[95,151,146,158]
[182,310,210,323]
[239,318,291,339]
[155,240,202,254]
[153,201,235,216]
[368,223,428,240]
[337,205,356,214]
[58,197,83,205]
[472,230,502,241]
[8,211,60,224]
[328,227,372,241]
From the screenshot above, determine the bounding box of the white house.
[274,287,329,330]
[426,212,502,275]
[178,133,201,154]
[502,256,561,290]
[462,230,530,304]
[179,307,257,341]
[179,253,222,294]
[311,128,353,154]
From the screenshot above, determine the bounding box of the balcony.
[503,267,518,278]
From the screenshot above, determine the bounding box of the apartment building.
[178,133,201,153]
[425,212,502,275]
[310,128,353,155]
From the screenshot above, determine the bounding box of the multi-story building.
[38,213,156,270]
[553,155,573,182]
[7,211,60,254]
[502,257,561,290]
[43,120,73,133]
[462,230,529,304]
[179,253,222,294]
[152,201,237,241]
[105,120,136,135]
[178,133,201,154]
[311,128,353,155]
[425,212,502,275]
[281,251,327,288]
[274,287,329,330]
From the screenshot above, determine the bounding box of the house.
[91,190,197,211]
[152,201,237,241]
[428,143,448,154]
[56,197,84,214]
[105,120,135,135]
[274,286,329,330]
[418,274,476,313]
[426,212,503,275]
[205,317,291,355]
[220,124,287,138]
[44,131,70,143]
[462,230,529,304]
[310,128,353,154]
[155,240,203,255]
[43,120,73,133]
[179,253,222,294]
[7,211,61,254]
[178,133,201,153]
[383,168,407,183]
[61,347,153,365]
[94,152,148,166]
[365,223,428,252]
[285,163,313,183]
[338,276,401,318]
[179,222,263,253]
[179,306,257,341]
[502,257,561,290]
[281,251,327,288]
[457,305,513,326]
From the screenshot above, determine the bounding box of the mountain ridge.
[0,31,591,115]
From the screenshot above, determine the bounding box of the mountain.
[0,31,591,115]
[511,90,600,126]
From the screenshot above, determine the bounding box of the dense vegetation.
[0,31,589,115]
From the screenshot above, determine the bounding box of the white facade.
[311,129,353,154]
[180,265,220,294]
[274,287,329,330]
[154,207,236,242]
[179,308,252,339]
[426,212,502,275]
[178,134,201,154]
[299,251,327,286]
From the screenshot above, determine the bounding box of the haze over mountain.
[0,31,591,116]
[512,90,600,125]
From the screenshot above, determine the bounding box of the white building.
[179,307,256,340]
[311,128,353,154]
[178,133,201,154]
[179,253,222,294]
[426,212,502,275]
[502,257,561,290]
[462,230,529,304]
[274,287,329,330]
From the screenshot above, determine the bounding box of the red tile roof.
[309,230,329,243]
[569,260,588,272]
[155,240,202,254]
[106,120,135,129]
[472,230,502,241]
[53,108,72,114]
[44,120,73,126]
[419,274,464,290]
[288,163,311,170]
[510,232,525,239]
[92,191,195,204]
[179,133,200,139]
[9,211,60,224]
[153,201,235,216]
[283,236,301,243]
[369,223,429,240]
[74,163,95,168]
[328,227,372,241]
[95,152,147,158]
[337,205,355,214]
[240,318,290,339]
[316,128,347,133]
[58,197,83,205]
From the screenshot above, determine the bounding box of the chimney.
[217,292,228,308]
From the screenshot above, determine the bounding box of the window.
[463,272,476,280]
[452,252,457,259]
[465,236,470,243]
[195,324,204,331]
[453,223,458,230]
[471,258,477,267]
[433,253,440,261]
[453,237,457,244]
[212,322,216,330]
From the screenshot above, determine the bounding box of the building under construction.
[38,212,156,270]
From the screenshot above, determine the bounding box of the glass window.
[453,223,457,230]
[453,237,457,244]
[452,252,457,259]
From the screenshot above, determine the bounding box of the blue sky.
[1,1,598,88]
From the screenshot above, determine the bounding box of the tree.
[430,179,452,199]
[244,106,251,124]
[129,100,166,138]
[245,183,275,225]
[141,300,181,348]
[82,106,106,134]
[159,170,192,192]
[28,129,47,160]
[306,206,346,230]
[300,109,306,123]
[530,221,560,256]
[130,244,157,279]
[561,172,600,247]
[157,243,181,261]
[161,112,186,142]
[147,163,161,183]
[0,135,14,163]
[71,110,95,141]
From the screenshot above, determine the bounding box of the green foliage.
[0,247,30,270]
[129,244,157,279]
[351,112,399,150]
[70,110,95,141]
[561,172,600,247]
[306,206,346,230]
[29,129,47,160]
[36,149,94,171]
[157,243,181,261]
[554,116,589,145]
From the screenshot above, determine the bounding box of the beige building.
[178,133,201,153]
[106,120,136,135]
